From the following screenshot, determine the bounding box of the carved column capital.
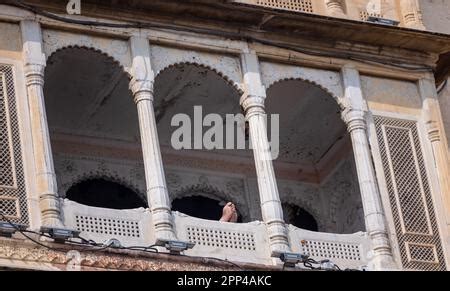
[24,63,45,87]
[130,78,154,104]
[240,94,266,117]
[426,120,441,143]
[342,108,367,133]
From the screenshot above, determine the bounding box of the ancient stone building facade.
[0,0,449,271]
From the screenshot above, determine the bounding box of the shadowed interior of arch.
[66,178,147,210]
[44,47,146,210]
[172,195,243,223]
[266,79,365,234]
[154,63,256,222]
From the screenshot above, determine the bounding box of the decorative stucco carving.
[0,240,234,271]
[166,168,250,222]
[53,154,147,203]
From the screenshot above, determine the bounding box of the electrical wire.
[1,210,366,271]
[1,0,434,72]
[0,211,246,270]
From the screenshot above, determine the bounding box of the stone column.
[129,36,176,241]
[240,52,290,255]
[324,0,346,17]
[400,0,425,29]
[21,20,63,228]
[341,65,396,270]
[418,77,450,219]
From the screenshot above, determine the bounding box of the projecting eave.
[20,0,450,56]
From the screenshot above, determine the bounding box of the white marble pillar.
[324,0,346,17]
[21,20,63,228]
[240,52,290,255]
[418,77,450,219]
[129,36,176,241]
[341,65,396,270]
[400,0,425,29]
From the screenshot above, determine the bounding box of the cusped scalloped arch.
[60,170,147,204]
[260,61,345,109]
[155,61,243,94]
[150,44,244,94]
[46,45,131,78]
[42,29,132,73]
[171,183,248,221]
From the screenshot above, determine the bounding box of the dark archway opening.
[172,196,242,222]
[283,203,319,232]
[66,178,147,210]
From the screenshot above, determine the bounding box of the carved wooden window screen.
[0,65,28,224]
[374,116,446,270]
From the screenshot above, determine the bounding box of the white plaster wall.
[419,0,450,34]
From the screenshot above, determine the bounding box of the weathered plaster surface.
[438,77,450,150]
[419,0,450,34]
[361,75,422,114]
[0,22,22,59]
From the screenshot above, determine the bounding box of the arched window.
[283,203,319,232]
[172,195,242,222]
[66,178,147,210]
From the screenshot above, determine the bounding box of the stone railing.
[61,200,155,247]
[173,212,272,265]
[288,225,370,269]
[61,200,370,269]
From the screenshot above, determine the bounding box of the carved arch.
[42,29,131,70]
[46,46,131,78]
[155,61,243,95]
[171,183,249,222]
[60,170,147,204]
[267,77,345,110]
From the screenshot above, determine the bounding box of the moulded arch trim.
[171,183,248,221]
[46,46,131,78]
[42,28,132,73]
[282,201,325,232]
[154,61,244,95]
[266,77,346,111]
[60,170,147,204]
